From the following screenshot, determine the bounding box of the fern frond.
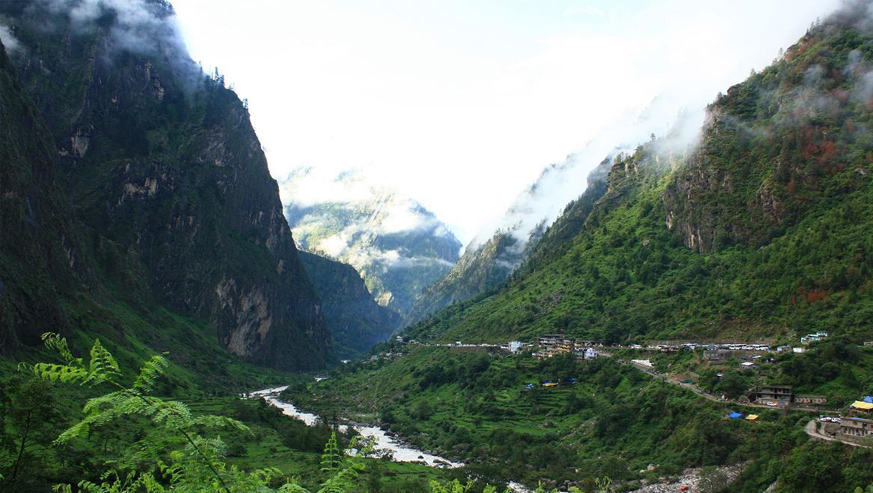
[152,401,194,429]
[192,414,250,432]
[86,339,122,385]
[132,355,169,394]
[31,362,90,384]
[42,332,83,366]
[278,485,311,493]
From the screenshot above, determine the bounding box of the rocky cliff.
[298,252,400,359]
[0,38,95,350]
[0,0,330,369]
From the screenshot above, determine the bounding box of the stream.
[248,386,530,492]
[247,386,464,469]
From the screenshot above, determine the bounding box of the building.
[776,345,792,352]
[839,417,873,442]
[795,395,827,405]
[850,399,873,412]
[864,341,873,347]
[800,331,828,344]
[537,334,574,358]
[509,341,523,354]
[755,385,793,404]
[704,350,732,362]
[792,347,806,354]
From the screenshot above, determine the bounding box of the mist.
[279,167,461,260]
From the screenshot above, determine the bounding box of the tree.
[0,376,66,490]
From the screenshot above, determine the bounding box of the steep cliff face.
[298,252,400,359]
[0,39,94,350]
[663,8,873,254]
[1,0,330,369]
[404,232,524,326]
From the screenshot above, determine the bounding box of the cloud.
[468,93,701,251]
[35,0,187,57]
[0,20,20,53]
[280,166,455,239]
[170,0,845,245]
[564,6,604,17]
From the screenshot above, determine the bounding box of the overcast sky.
[170,0,843,244]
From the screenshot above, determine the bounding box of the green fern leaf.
[87,339,122,385]
[132,355,169,394]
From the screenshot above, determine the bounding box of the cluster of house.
[841,397,873,442]
[534,334,599,360]
[754,386,873,443]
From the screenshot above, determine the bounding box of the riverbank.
[631,462,746,492]
[248,386,464,469]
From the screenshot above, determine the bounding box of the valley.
[2,0,873,492]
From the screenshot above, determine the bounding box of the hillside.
[298,252,400,360]
[286,11,873,489]
[405,157,613,326]
[280,167,462,315]
[0,38,93,351]
[0,0,331,370]
[406,14,873,347]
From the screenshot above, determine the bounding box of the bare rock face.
[3,0,330,369]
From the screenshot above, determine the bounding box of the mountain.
[403,95,701,329]
[405,157,613,326]
[405,7,873,346]
[0,0,330,370]
[0,38,94,351]
[279,167,462,315]
[285,8,873,491]
[297,251,400,360]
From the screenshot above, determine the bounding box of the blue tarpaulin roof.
[728,412,743,419]
[864,396,873,403]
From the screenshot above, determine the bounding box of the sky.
[169,0,843,244]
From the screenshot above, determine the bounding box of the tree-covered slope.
[405,157,612,328]
[406,12,873,346]
[0,38,94,351]
[0,0,331,370]
[298,251,400,360]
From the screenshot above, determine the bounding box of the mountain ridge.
[404,9,873,346]
[280,167,462,315]
[0,0,332,370]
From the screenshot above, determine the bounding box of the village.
[371,331,873,447]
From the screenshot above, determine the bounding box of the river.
[247,386,464,469]
[248,386,531,492]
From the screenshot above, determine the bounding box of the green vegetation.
[405,14,873,351]
[298,252,400,360]
[285,348,774,489]
[283,185,462,316]
[1,335,617,492]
